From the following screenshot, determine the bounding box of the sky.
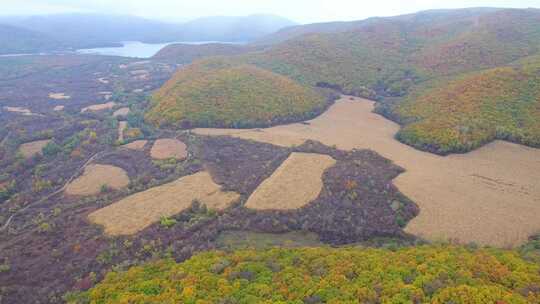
[1,0,539,23]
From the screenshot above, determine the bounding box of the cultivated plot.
[88,171,240,235]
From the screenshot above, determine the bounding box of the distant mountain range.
[0,13,296,54]
[0,24,61,54]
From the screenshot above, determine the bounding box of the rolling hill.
[146,58,328,128]
[152,43,256,64]
[0,24,60,55]
[395,55,540,154]
[153,8,540,153]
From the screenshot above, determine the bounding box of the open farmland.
[195,95,540,246]
[245,152,336,210]
[18,139,51,158]
[88,171,241,235]
[150,138,188,160]
[122,139,148,151]
[65,164,130,196]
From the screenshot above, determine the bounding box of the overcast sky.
[2,0,539,23]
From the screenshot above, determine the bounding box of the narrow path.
[0,150,111,233]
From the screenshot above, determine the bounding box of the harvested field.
[3,106,34,116]
[48,92,70,100]
[113,107,130,118]
[118,121,127,142]
[19,139,50,158]
[122,140,147,151]
[245,153,336,210]
[150,138,188,160]
[195,95,540,247]
[65,164,129,196]
[81,102,116,113]
[88,171,241,235]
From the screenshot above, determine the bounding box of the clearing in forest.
[195,95,540,247]
[122,140,147,151]
[81,102,116,113]
[48,93,70,100]
[245,152,336,210]
[150,138,188,160]
[113,107,130,118]
[3,106,34,116]
[19,139,51,158]
[88,171,240,235]
[65,164,129,196]
[118,121,127,142]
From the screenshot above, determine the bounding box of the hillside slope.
[395,55,540,154]
[178,14,296,42]
[146,59,328,128]
[77,246,540,303]
[0,24,60,54]
[154,8,540,153]
[152,43,256,63]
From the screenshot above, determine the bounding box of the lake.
[76,41,237,58]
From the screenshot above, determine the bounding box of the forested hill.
[153,8,540,154]
[0,24,61,55]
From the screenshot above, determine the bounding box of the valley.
[0,5,540,304]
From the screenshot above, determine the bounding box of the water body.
[76,41,238,58]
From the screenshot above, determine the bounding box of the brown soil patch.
[122,140,148,151]
[19,140,51,158]
[130,69,149,76]
[88,171,240,235]
[246,153,336,210]
[81,102,116,113]
[150,138,188,160]
[118,121,127,142]
[48,93,70,100]
[195,95,540,247]
[113,107,130,118]
[65,164,129,196]
[3,106,34,116]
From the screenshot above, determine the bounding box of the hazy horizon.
[1,0,539,24]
